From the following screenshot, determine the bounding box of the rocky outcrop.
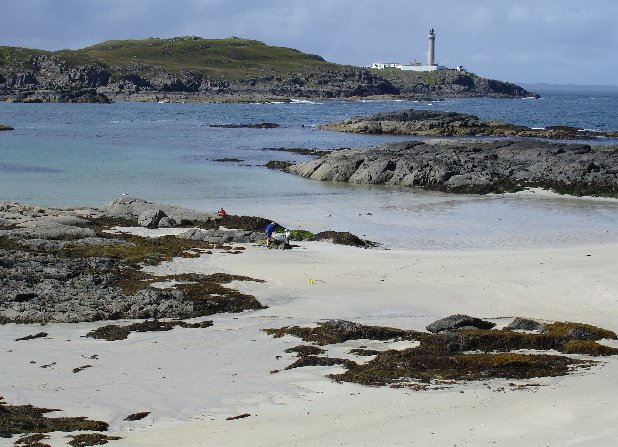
[374,69,537,98]
[0,55,112,103]
[321,109,618,140]
[9,88,111,103]
[179,228,263,244]
[0,250,193,323]
[103,196,218,227]
[0,124,14,131]
[287,139,618,197]
[0,199,264,323]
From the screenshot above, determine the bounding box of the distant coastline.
[0,36,536,103]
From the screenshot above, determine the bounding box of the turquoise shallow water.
[1,96,617,249]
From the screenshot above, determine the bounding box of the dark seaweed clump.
[15,332,48,342]
[14,433,51,447]
[265,318,618,388]
[226,413,251,421]
[284,345,326,356]
[0,397,108,438]
[66,433,122,446]
[280,343,354,371]
[86,319,214,341]
[123,412,150,422]
[312,231,377,248]
[265,320,419,345]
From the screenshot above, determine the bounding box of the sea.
[1,93,617,250]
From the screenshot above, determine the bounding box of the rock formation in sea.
[286,139,618,197]
[320,109,618,140]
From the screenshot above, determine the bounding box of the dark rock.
[567,327,600,340]
[312,231,375,247]
[137,209,167,228]
[322,320,363,332]
[0,124,14,131]
[504,318,545,332]
[157,216,176,228]
[426,314,496,333]
[265,160,293,170]
[210,123,280,129]
[213,158,244,162]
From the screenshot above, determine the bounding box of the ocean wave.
[290,99,319,104]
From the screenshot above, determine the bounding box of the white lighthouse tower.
[369,27,446,72]
[427,28,436,66]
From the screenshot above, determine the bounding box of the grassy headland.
[0,36,536,102]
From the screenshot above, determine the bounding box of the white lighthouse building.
[427,28,436,66]
[370,28,446,72]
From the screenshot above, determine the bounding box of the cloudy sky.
[1,0,616,85]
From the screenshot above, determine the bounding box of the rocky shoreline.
[0,197,268,323]
[0,197,376,324]
[286,139,618,197]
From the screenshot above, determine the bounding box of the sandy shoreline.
[2,235,618,446]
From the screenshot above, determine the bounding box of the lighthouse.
[369,27,446,72]
[427,28,436,66]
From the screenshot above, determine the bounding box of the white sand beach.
[2,236,618,446]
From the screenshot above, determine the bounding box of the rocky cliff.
[287,140,618,197]
[0,36,535,103]
[372,69,536,98]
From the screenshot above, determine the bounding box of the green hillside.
[2,36,338,79]
[77,36,334,78]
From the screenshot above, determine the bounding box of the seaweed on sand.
[0,397,108,438]
[14,433,51,447]
[86,319,214,341]
[265,319,618,388]
[15,332,48,342]
[284,345,326,356]
[264,320,419,346]
[66,433,122,446]
[123,412,150,422]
